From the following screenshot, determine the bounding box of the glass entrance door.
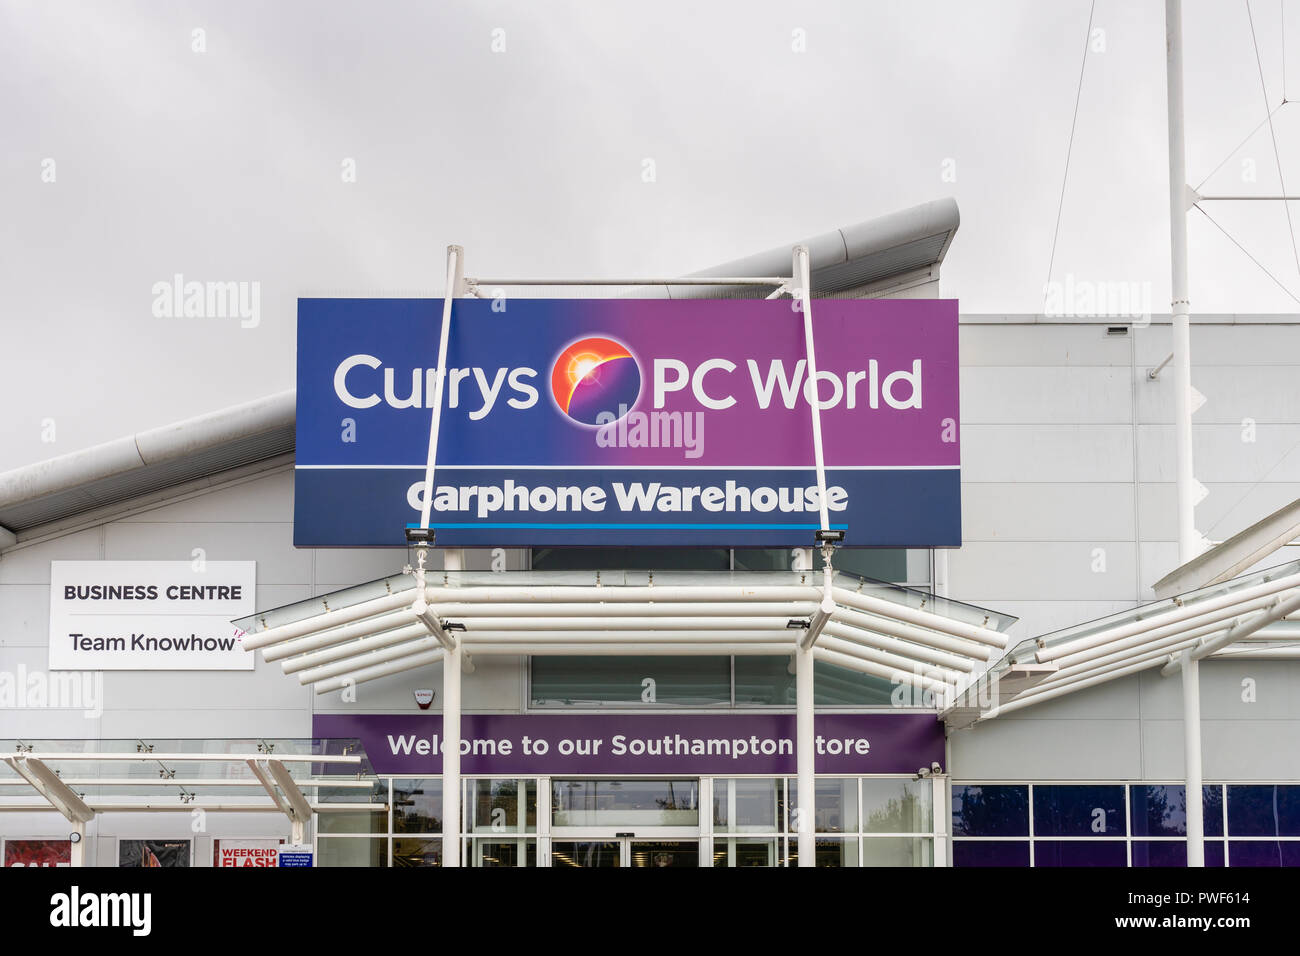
[627,840,697,868]
[550,837,699,868]
[549,778,702,866]
[550,840,623,868]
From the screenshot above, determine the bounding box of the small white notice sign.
[49,561,256,671]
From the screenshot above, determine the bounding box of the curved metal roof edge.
[690,196,958,282]
[0,391,295,536]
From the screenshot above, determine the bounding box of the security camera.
[915,766,931,779]
[930,762,943,774]
[68,832,82,844]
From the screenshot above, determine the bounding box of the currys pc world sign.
[294,297,961,547]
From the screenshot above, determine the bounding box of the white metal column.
[70,820,85,867]
[442,547,464,867]
[932,773,949,868]
[1166,0,1205,868]
[795,644,815,867]
[1181,649,1205,866]
[442,639,462,867]
[537,776,551,867]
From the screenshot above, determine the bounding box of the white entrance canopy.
[236,569,1018,706]
[946,557,1300,729]
[0,738,383,865]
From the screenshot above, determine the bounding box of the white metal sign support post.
[411,245,468,867]
[791,243,842,867]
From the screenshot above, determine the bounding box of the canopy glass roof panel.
[234,568,1018,636]
[0,738,380,804]
[1000,558,1300,668]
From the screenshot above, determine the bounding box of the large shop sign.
[294,298,961,548]
[48,561,256,671]
[313,713,945,776]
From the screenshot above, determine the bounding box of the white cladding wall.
[956,319,1300,639]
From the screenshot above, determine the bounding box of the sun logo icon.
[550,336,642,425]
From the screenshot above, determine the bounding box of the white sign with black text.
[49,561,256,671]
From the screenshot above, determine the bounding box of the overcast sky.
[1,0,1297,471]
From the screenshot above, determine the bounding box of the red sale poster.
[4,839,72,867]
[214,839,283,867]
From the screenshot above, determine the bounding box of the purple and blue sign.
[313,712,945,776]
[294,298,961,547]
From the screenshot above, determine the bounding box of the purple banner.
[314,712,944,776]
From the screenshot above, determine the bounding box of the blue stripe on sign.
[406,522,851,531]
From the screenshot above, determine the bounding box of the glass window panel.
[1131,840,1226,867]
[317,837,386,867]
[1130,840,1184,867]
[1032,785,1126,837]
[1129,785,1224,837]
[1227,840,1300,866]
[732,549,918,583]
[713,778,779,833]
[531,548,729,571]
[552,841,621,868]
[734,656,896,706]
[786,836,860,868]
[817,778,859,833]
[814,548,908,583]
[473,839,536,867]
[470,779,536,833]
[785,777,858,833]
[861,778,933,833]
[1227,785,1300,837]
[1032,841,1128,866]
[734,655,793,705]
[316,782,385,804]
[393,779,442,833]
[953,840,1030,867]
[552,779,699,827]
[531,656,730,706]
[629,841,698,868]
[731,549,791,572]
[712,837,779,867]
[905,549,933,588]
[812,662,897,706]
[860,837,933,867]
[1205,785,1225,837]
[317,811,385,835]
[951,785,1029,837]
[392,838,442,867]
